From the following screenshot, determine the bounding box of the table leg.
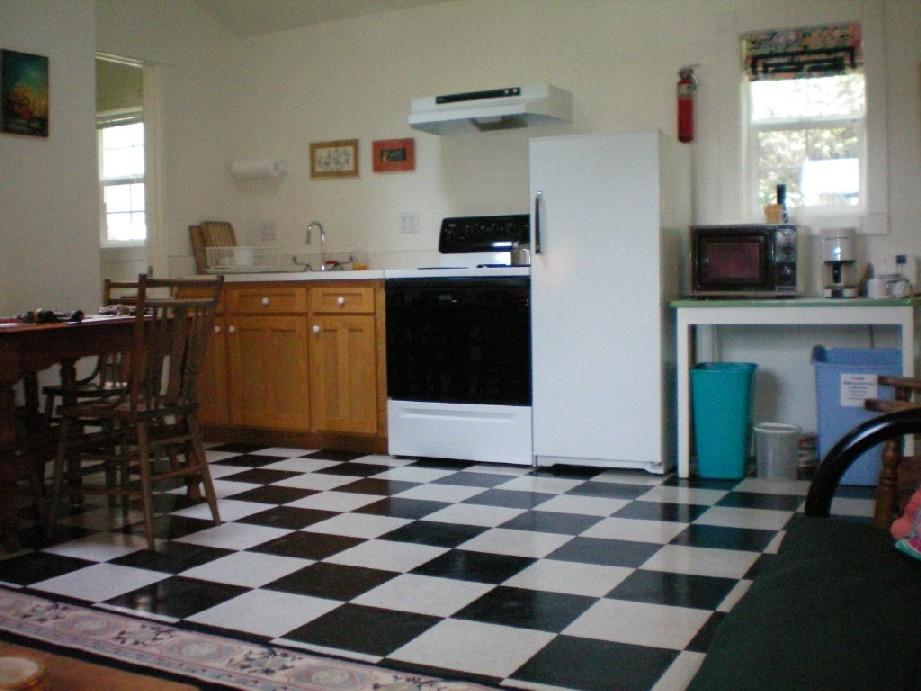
[0,381,23,552]
[57,361,83,506]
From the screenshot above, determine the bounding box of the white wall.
[0,0,99,314]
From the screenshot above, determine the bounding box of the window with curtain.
[743,23,865,215]
[98,109,146,244]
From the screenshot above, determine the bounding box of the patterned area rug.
[0,587,488,690]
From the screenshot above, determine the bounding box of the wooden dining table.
[0,315,135,552]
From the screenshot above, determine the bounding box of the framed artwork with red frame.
[372,138,415,172]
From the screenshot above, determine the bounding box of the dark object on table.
[689,407,921,691]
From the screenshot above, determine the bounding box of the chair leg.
[187,415,220,527]
[136,422,157,550]
[46,416,72,539]
[874,438,902,529]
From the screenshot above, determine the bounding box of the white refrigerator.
[529,131,690,473]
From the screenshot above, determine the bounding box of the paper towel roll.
[230,159,287,180]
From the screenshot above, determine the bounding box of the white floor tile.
[205,450,245,463]
[180,551,312,587]
[302,513,411,539]
[564,599,711,650]
[372,467,459,483]
[188,589,339,638]
[176,523,291,550]
[395,483,486,503]
[324,539,446,572]
[717,579,753,612]
[635,486,729,505]
[591,470,668,486]
[33,563,167,602]
[764,530,786,554]
[732,477,811,495]
[205,464,255,479]
[261,457,341,473]
[503,559,633,597]
[287,491,384,513]
[273,473,362,491]
[390,619,554,679]
[694,506,793,531]
[641,545,760,579]
[165,479,258,498]
[581,517,688,544]
[494,476,584,495]
[172,499,272,522]
[458,528,572,559]
[532,494,630,517]
[651,651,706,691]
[43,532,149,562]
[353,455,417,467]
[353,574,493,617]
[468,464,532,477]
[422,503,524,527]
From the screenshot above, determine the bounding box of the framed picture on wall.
[373,138,415,172]
[310,139,359,178]
[1,49,49,137]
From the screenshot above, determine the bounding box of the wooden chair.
[189,221,237,274]
[47,275,224,549]
[806,377,921,528]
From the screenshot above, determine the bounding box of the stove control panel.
[439,215,530,254]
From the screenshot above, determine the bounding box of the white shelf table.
[673,297,920,479]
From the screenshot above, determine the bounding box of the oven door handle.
[534,190,543,255]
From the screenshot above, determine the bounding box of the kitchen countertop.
[211,267,530,282]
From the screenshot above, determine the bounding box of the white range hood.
[408,84,572,135]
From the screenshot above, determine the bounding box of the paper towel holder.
[230,159,288,180]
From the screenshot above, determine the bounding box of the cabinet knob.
[228,325,236,334]
[337,296,346,306]
[261,296,270,306]
[214,325,221,334]
[312,324,321,334]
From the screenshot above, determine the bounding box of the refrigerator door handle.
[534,190,543,254]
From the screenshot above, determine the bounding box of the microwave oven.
[690,224,798,297]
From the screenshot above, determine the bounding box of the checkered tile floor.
[0,444,875,690]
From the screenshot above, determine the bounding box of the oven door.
[385,276,531,406]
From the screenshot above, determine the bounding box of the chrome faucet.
[306,220,328,270]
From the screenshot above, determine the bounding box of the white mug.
[867,277,889,298]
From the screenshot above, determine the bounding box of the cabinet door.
[198,320,229,426]
[309,315,377,434]
[227,315,309,431]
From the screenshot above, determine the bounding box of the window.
[744,23,865,218]
[99,115,145,244]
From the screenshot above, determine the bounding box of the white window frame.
[98,110,146,247]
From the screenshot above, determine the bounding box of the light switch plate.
[400,211,419,234]
[260,221,276,242]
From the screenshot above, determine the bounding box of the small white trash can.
[754,422,801,480]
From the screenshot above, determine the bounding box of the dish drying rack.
[206,246,284,273]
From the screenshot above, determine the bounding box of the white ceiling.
[193,0,456,37]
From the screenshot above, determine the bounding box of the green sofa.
[690,408,921,691]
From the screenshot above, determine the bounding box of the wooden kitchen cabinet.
[198,320,230,426]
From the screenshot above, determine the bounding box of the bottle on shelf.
[776,184,788,223]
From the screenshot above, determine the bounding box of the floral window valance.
[742,23,862,81]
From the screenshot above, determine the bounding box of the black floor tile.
[411,549,534,583]
[104,576,247,619]
[15,524,93,550]
[535,464,603,480]
[314,462,389,477]
[109,542,233,574]
[228,485,316,504]
[134,493,200,514]
[283,603,440,657]
[122,514,214,541]
[0,552,94,586]
[499,510,602,535]
[463,489,553,509]
[237,507,336,530]
[207,443,265,453]
[356,498,447,520]
[548,537,661,568]
[304,450,368,462]
[717,491,803,511]
[264,562,396,600]
[248,531,362,561]
[686,611,727,653]
[409,458,476,470]
[607,570,738,610]
[510,635,678,691]
[218,468,301,485]
[335,478,419,496]
[432,471,509,488]
[613,501,710,523]
[454,585,596,632]
[210,454,285,468]
[566,482,651,500]
[671,524,778,552]
[380,521,487,548]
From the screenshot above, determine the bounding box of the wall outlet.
[260,221,276,242]
[400,211,419,234]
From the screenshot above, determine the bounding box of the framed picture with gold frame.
[310,139,358,178]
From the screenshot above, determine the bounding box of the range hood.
[409,84,572,135]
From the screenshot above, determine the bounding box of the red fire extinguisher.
[677,66,698,143]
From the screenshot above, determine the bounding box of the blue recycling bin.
[692,362,757,479]
[812,346,901,485]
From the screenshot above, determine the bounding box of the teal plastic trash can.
[692,362,757,479]
[812,346,901,485]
